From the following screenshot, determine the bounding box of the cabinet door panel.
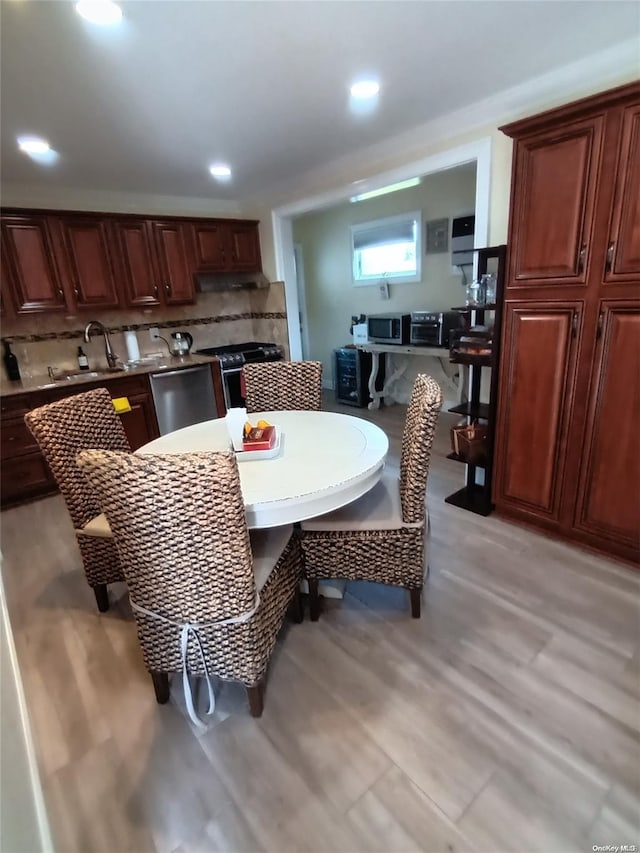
[574,305,640,548]
[112,220,159,308]
[151,221,194,304]
[1,453,56,506]
[118,400,157,450]
[191,222,228,270]
[509,117,604,288]
[494,304,579,519]
[229,222,262,272]
[57,217,120,309]
[605,105,640,283]
[1,216,66,312]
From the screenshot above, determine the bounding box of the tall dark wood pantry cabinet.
[493,82,640,566]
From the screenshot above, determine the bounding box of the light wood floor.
[2,394,639,853]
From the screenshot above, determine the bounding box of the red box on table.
[242,425,276,452]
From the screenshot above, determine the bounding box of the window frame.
[350,210,422,286]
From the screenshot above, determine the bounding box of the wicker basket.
[451,423,488,465]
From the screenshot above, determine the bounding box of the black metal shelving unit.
[444,245,507,516]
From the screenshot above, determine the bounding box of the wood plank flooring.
[1,393,639,852]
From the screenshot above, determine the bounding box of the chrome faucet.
[84,321,118,368]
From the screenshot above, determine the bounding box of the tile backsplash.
[2,282,289,378]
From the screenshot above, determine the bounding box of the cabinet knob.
[153,285,159,297]
[73,287,79,299]
[164,283,171,295]
[57,288,65,300]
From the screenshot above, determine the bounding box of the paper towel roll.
[124,330,140,362]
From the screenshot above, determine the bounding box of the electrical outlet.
[149,327,160,340]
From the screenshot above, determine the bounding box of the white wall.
[292,164,476,382]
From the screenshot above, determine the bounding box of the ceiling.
[1,1,638,208]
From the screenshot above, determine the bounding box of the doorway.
[272,137,492,361]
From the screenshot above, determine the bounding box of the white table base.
[361,344,464,409]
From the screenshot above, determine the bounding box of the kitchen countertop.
[0,354,220,398]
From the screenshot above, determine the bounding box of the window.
[351,211,421,285]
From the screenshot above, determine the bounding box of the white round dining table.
[136,410,389,529]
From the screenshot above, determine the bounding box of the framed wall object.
[425,218,449,254]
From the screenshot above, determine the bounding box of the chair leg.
[150,671,170,704]
[308,578,321,622]
[289,585,304,623]
[409,588,421,619]
[93,583,109,612]
[246,682,264,717]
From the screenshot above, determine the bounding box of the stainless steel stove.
[196,341,283,408]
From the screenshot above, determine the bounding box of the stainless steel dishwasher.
[149,365,219,436]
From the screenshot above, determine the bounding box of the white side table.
[358,343,464,409]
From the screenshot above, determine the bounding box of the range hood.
[195,272,270,292]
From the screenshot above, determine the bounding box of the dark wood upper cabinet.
[1,209,261,314]
[573,303,640,549]
[55,216,121,309]
[111,219,160,308]
[190,220,261,273]
[228,221,262,272]
[494,303,579,521]
[506,116,604,288]
[151,220,195,305]
[191,221,228,270]
[604,104,640,283]
[1,215,67,313]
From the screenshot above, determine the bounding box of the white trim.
[293,244,311,360]
[0,565,54,853]
[274,138,492,361]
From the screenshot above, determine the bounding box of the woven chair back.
[76,449,256,625]
[244,361,323,412]
[399,374,443,523]
[25,387,130,529]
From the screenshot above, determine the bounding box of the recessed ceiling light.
[209,164,232,179]
[17,136,50,155]
[350,80,380,99]
[75,0,122,26]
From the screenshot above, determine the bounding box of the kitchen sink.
[50,370,112,382]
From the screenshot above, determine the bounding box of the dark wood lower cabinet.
[572,303,640,552]
[1,453,57,506]
[1,373,160,508]
[494,303,580,522]
[494,302,640,565]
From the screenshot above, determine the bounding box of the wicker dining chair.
[24,387,128,612]
[299,374,443,619]
[243,360,323,412]
[76,448,303,720]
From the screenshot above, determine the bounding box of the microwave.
[367,313,411,345]
[410,311,461,347]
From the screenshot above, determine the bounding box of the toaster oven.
[410,311,460,347]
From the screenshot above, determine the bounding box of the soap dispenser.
[77,346,90,371]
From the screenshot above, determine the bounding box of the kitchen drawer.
[1,417,39,459]
[1,393,36,417]
[1,452,56,505]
